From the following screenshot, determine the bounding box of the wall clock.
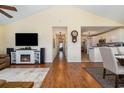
[71,30,78,43]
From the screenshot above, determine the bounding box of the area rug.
[84,67,124,88]
[0,68,49,88]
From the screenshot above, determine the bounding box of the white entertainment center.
[8,33,45,64]
[11,49,40,64]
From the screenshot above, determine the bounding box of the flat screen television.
[15,33,38,46]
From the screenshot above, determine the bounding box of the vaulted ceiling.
[78,5,124,25]
[0,5,124,24]
[0,5,53,24]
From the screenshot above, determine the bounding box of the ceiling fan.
[0,5,17,18]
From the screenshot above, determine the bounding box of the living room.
[1,4,124,89]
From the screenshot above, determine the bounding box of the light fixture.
[56,32,65,43]
[87,32,92,39]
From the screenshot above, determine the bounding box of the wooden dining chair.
[99,47,124,88]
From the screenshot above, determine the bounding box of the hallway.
[41,52,102,88]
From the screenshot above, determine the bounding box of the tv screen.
[15,33,38,46]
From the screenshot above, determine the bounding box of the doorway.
[81,26,119,62]
[52,27,67,61]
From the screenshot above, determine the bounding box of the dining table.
[115,54,124,66]
[115,54,124,79]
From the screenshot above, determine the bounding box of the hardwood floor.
[81,62,103,68]
[10,51,102,88]
[10,63,51,68]
[82,52,90,62]
[41,52,102,88]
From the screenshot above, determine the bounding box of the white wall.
[0,25,6,53]
[2,6,123,63]
[52,28,58,60]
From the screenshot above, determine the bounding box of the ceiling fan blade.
[0,9,13,18]
[0,5,17,11]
